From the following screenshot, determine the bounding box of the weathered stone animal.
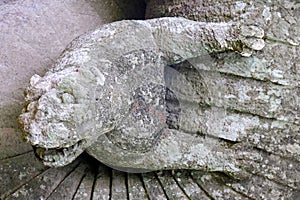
[19,17,267,177]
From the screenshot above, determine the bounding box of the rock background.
[0,0,299,199]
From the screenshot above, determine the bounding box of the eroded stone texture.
[19,4,298,191]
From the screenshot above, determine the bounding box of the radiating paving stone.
[1,155,299,200]
[0,128,32,160]
[73,167,95,200]
[227,174,299,200]
[6,159,80,200]
[156,171,189,200]
[0,151,48,199]
[142,172,167,200]
[111,170,128,200]
[46,161,89,200]
[92,164,111,200]
[127,173,149,200]
[191,171,248,200]
[173,170,210,200]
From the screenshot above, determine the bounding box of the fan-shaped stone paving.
[0,141,299,200]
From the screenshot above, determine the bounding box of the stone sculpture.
[20,16,282,178]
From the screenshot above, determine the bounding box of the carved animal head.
[19,64,105,167]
